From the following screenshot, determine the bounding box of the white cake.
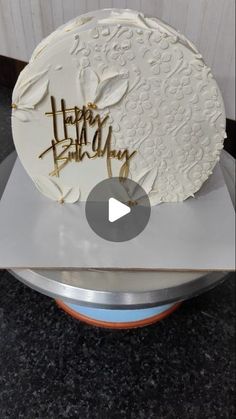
[11,9,226,205]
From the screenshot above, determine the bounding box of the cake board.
[0,155,234,271]
[0,151,234,328]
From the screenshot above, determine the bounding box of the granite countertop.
[0,86,235,418]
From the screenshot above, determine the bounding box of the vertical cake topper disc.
[11,8,226,205]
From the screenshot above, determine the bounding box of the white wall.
[0,0,235,119]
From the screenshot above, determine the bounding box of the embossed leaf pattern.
[12,68,50,122]
[148,190,162,206]
[62,185,81,204]
[16,67,50,97]
[13,111,29,122]
[34,176,80,204]
[17,80,49,109]
[34,176,64,201]
[95,74,129,109]
[136,166,158,196]
[117,167,159,204]
[127,166,158,202]
[77,67,99,104]
[77,67,128,109]
[70,35,80,55]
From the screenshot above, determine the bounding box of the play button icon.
[109,198,131,223]
[85,177,151,242]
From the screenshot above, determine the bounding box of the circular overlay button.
[85,177,151,242]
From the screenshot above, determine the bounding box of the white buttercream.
[12,8,226,204]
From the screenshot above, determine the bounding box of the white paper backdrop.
[0,0,235,120]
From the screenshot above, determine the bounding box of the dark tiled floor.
[0,85,235,418]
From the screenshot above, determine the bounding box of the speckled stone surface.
[0,272,235,418]
[0,86,235,418]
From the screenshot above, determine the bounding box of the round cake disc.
[12,9,226,205]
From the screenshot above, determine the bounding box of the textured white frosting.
[12,8,226,204]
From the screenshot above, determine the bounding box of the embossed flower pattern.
[109,40,135,66]
[158,174,180,195]
[152,31,175,50]
[162,101,187,133]
[176,145,201,168]
[93,43,108,62]
[139,139,157,167]
[80,56,90,68]
[182,124,203,144]
[168,76,193,100]
[126,90,152,114]
[204,97,222,119]
[114,115,150,148]
[148,50,172,75]
[73,21,224,203]
[125,116,148,138]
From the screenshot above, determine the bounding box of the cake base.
[0,158,235,271]
[56,300,181,329]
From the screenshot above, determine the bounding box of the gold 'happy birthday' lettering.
[39,96,137,179]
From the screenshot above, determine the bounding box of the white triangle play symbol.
[108,198,131,223]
